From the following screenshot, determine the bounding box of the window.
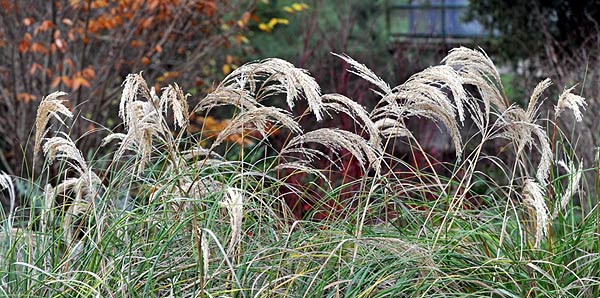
[387,0,487,39]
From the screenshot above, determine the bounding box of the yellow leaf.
[283,6,294,13]
[222,64,231,75]
[292,3,304,11]
[276,18,289,25]
[235,34,249,44]
[268,18,278,27]
[258,23,271,32]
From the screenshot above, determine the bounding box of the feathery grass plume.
[555,85,586,121]
[406,64,468,123]
[105,101,163,174]
[525,79,553,183]
[200,229,210,277]
[119,72,152,128]
[283,128,378,173]
[332,53,392,95]
[527,78,552,121]
[372,117,412,139]
[42,133,101,199]
[211,107,302,149]
[181,146,224,161]
[0,172,15,233]
[41,184,55,234]
[52,175,101,244]
[442,47,508,112]
[43,132,89,176]
[149,86,160,102]
[194,87,259,113]
[522,178,549,248]
[221,58,324,121]
[42,133,102,243]
[159,83,189,128]
[34,91,72,161]
[532,128,552,184]
[0,172,15,212]
[219,187,244,255]
[371,65,466,158]
[497,107,553,184]
[272,162,331,187]
[100,133,127,147]
[492,79,554,184]
[496,78,553,184]
[112,73,178,174]
[322,93,382,150]
[553,160,583,219]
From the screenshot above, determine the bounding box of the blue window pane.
[443,5,485,36]
[392,0,487,38]
[409,8,444,35]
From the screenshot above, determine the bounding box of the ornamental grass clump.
[1,46,596,296]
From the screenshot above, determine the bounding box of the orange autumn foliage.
[189,114,280,146]
[0,0,254,177]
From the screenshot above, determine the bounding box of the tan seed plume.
[555,85,586,122]
[221,58,324,121]
[522,178,549,248]
[34,91,73,161]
